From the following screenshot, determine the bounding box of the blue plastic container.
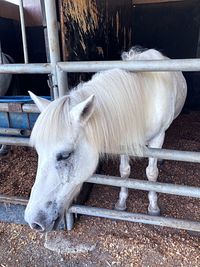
[0,96,50,135]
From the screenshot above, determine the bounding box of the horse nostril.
[31,222,45,232]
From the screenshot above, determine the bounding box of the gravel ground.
[0,111,200,266]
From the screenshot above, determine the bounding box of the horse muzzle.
[30,213,62,232]
[24,202,63,232]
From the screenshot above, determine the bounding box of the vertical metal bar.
[43,0,68,98]
[44,0,60,63]
[58,0,69,94]
[40,0,50,63]
[43,0,60,98]
[39,0,54,97]
[56,66,69,96]
[66,212,74,231]
[19,0,29,63]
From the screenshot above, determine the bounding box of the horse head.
[24,92,99,232]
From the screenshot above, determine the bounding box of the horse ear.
[28,91,51,112]
[70,95,95,125]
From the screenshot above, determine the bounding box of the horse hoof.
[114,203,127,211]
[148,209,160,216]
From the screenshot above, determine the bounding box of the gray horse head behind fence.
[0,51,13,96]
[0,50,14,155]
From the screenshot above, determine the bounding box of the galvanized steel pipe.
[142,147,200,163]
[0,136,29,146]
[43,0,69,96]
[88,174,200,198]
[0,195,200,232]
[44,0,60,64]
[0,127,31,136]
[57,58,200,72]
[44,0,61,98]
[19,0,29,63]
[0,103,39,113]
[1,59,200,75]
[0,194,28,206]
[0,63,52,74]
[22,104,39,113]
[68,205,200,232]
[0,134,199,164]
[56,65,69,96]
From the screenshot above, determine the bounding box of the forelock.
[30,96,71,149]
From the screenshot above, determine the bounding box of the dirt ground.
[0,111,200,267]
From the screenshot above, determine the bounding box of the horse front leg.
[146,132,165,216]
[115,154,130,211]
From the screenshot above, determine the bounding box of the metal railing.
[0,0,200,232]
[19,0,28,63]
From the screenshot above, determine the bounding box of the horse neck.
[69,72,146,156]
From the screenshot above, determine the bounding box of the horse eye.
[56,152,72,162]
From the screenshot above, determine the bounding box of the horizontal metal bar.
[69,205,200,232]
[58,58,200,72]
[0,198,64,229]
[0,134,198,164]
[0,136,30,146]
[0,203,27,225]
[0,58,200,75]
[0,63,52,74]
[1,171,199,207]
[0,103,39,113]
[143,147,200,163]
[0,103,15,112]
[0,128,31,136]
[88,175,200,198]
[1,195,200,233]
[0,103,40,113]
[0,194,28,205]
[22,104,39,113]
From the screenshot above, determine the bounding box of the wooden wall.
[60,0,200,108]
[0,0,42,26]
[23,0,43,26]
[60,0,200,60]
[0,1,19,21]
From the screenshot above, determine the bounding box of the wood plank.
[0,0,43,26]
[0,1,19,21]
[23,0,43,26]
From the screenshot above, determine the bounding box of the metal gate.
[0,0,200,232]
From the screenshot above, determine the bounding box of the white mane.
[31,48,168,156]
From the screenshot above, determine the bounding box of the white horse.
[25,48,187,232]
